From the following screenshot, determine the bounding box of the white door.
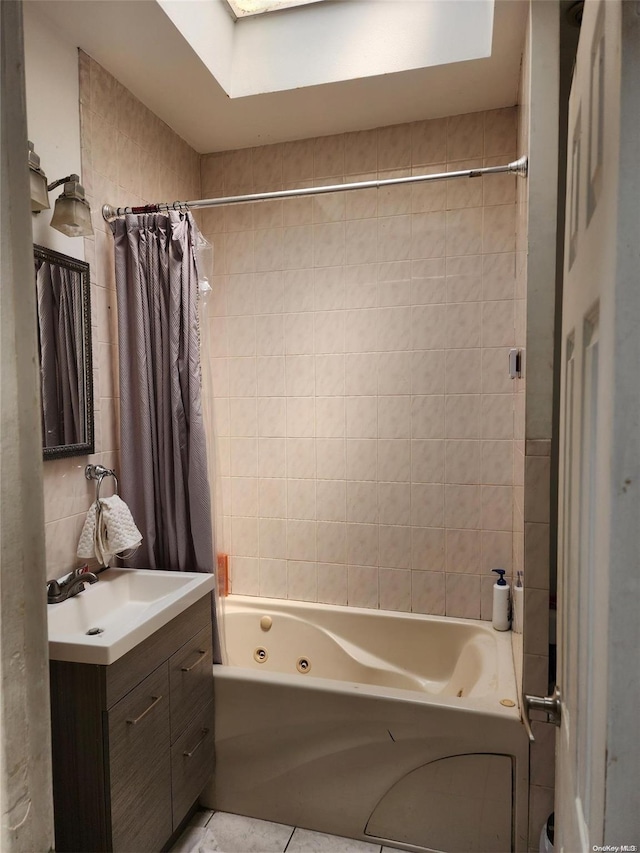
[555,0,639,849]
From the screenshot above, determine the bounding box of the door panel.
[555,0,639,848]
[576,311,598,828]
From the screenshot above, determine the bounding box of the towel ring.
[85,464,119,501]
[96,471,118,501]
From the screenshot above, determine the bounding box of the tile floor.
[171,810,404,853]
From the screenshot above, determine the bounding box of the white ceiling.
[159,0,496,98]
[32,0,528,154]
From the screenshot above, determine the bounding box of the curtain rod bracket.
[103,203,163,222]
[510,155,528,177]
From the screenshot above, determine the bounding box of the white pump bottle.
[491,569,511,631]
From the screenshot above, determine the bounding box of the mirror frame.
[34,244,95,460]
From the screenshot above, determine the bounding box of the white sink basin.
[48,568,216,665]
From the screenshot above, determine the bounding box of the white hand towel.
[77,505,98,559]
[77,495,142,565]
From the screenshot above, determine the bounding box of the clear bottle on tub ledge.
[512,571,524,634]
[492,569,511,631]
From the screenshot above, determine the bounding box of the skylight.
[226,0,325,19]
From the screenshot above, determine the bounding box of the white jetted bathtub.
[202,596,529,853]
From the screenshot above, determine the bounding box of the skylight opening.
[226,0,325,19]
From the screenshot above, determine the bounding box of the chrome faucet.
[47,568,99,604]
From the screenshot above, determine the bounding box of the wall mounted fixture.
[48,175,94,237]
[28,141,49,212]
[28,141,94,237]
[509,348,523,379]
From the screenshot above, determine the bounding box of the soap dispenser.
[491,569,511,631]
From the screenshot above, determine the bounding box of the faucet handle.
[60,566,90,584]
[46,579,62,601]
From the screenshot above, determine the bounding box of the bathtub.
[201,596,529,853]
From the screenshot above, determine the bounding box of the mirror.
[34,244,94,459]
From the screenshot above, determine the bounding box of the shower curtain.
[111,211,214,576]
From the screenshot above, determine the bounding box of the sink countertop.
[48,567,216,665]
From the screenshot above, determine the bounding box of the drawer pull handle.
[183,728,209,759]
[126,694,162,725]
[181,650,207,672]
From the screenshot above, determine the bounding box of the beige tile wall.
[42,53,200,577]
[518,2,556,701]
[41,56,529,626]
[200,108,520,617]
[515,7,559,849]
[512,16,531,698]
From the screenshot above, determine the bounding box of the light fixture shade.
[30,169,50,212]
[50,195,94,237]
[28,141,50,212]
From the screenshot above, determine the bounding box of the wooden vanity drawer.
[169,624,213,742]
[170,700,214,829]
[108,664,172,852]
[106,596,210,709]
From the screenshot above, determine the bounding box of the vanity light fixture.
[28,141,94,237]
[28,141,49,212]
[48,174,94,237]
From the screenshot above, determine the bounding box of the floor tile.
[198,812,294,852]
[286,827,381,853]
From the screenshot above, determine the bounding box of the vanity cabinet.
[50,596,215,853]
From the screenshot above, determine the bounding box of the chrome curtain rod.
[102,156,528,222]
